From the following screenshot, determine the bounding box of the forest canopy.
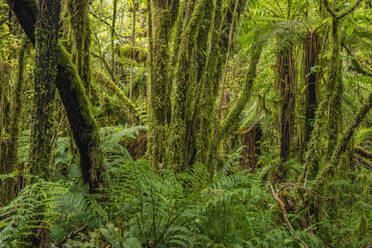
[0,0,371,247]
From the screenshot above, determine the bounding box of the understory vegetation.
[0,0,371,247]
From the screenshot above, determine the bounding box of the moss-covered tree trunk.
[29,0,61,180]
[147,0,173,169]
[9,0,106,192]
[168,0,209,171]
[0,40,28,205]
[68,0,92,96]
[0,57,12,206]
[322,0,361,155]
[195,0,223,165]
[326,17,342,155]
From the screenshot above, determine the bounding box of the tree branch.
[337,0,361,20]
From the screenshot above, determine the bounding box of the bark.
[0,40,28,205]
[326,17,342,156]
[195,0,223,164]
[276,48,296,180]
[68,0,92,96]
[312,91,372,191]
[0,55,12,205]
[168,0,209,171]
[147,0,174,168]
[93,70,141,124]
[29,0,61,180]
[8,0,106,192]
[303,31,320,148]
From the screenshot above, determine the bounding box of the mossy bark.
[29,0,61,180]
[168,0,209,171]
[0,57,12,206]
[93,70,141,124]
[326,18,342,156]
[147,0,177,168]
[0,40,28,205]
[312,91,372,191]
[195,0,223,164]
[68,0,92,96]
[9,0,106,192]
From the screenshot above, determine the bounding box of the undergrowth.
[0,126,370,248]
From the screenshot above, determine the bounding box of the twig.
[55,224,88,247]
[278,182,333,200]
[268,182,308,248]
[355,146,372,159]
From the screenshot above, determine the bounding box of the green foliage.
[0,179,67,247]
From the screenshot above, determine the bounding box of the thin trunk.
[129,1,136,99]
[195,0,223,165]
[303,31,320,149]
[147,0,179,169]
[312,91,372,191]
[326,17,342,156]
[111,0,118,68]
[0,56,11,205]
[0,40,29,205]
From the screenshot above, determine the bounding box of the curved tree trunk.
[8,0,106,192]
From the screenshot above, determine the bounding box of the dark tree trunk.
[29,0,61,180]
[303,31,320,148]
[276,48,296,181]
[8,0,106,192]
[241,125,262,172]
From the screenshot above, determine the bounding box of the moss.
[118,45,147,63]
[168,0,209,171]
[195,0,223,164]
[2,40,29,205]
[56,42,106,191]
[93,70,141,124]
[68,0,92,96]
[326,18,342,156]
[312,91,372,191]
[147,3,173,168]
[29,0,61,180]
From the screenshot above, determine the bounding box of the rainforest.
[0,0,371,247]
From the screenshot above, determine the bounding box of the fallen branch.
[268,182,308,248]
[278,182,333,200]
[56,224,88,247]
[355,146,372,159]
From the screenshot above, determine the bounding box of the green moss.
[56,43,106,191]
[68,0,92,95]
[93,70,141,124]
[118,45,147,63]
[168,0,209,171]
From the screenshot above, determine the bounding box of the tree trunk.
[8,0,106,192]
[29,0,61,180]
[0,40,29,205]
[68,0,92,96]
[147,0,172,169]
[276,48,296,181]
[303,31,320,149]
